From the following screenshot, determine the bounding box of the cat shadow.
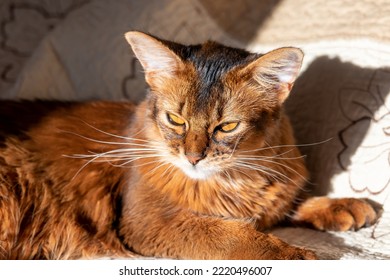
[285,56,390,196]
[0,101,77,145]
[282,57,389,259]
[270,199,385,259]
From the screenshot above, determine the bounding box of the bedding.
[1,0,389,259]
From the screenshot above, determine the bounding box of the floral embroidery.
[0,0,89,94]
[338,70,390,195]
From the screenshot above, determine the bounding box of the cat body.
[0,32,377,259]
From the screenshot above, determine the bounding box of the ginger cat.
[0,31,377,259]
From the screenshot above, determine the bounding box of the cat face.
[149,81,255,179]
[125,32,303,180]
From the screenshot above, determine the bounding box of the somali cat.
[0,31,377,260]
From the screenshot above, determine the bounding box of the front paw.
[293,197,378,231]
[228,233,317,260]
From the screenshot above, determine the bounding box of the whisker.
[238,155,306,161]
[239,138,333,154]
[70,155,101,180]
[68,152,159,159]
[234,161,299,186]
[223,170,234,185]
[236,149,306,160]
[103,155,159,166]
[80,120,158,144]
[105,158,166,170]
[165,163,178,179]
[131,158,166,169]
[65,148,163,159]
[227,166,255,181]
[229,134,244,159]
[67,148,165,179]
[233,162,281,182]
[59,130,162,148]
[236,157,308,183]
[69,153,161,160]
[159,163,176,179]
[145,161,172,177]
[131,126,148,138]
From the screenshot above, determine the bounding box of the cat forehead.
[175,41,257,78]
[170,42,259,109]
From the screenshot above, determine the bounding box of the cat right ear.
[238,47,304,104]
[124,31,184,84]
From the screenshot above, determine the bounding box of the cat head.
[125,31,303,180]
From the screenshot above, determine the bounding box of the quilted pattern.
[1,0,389,259]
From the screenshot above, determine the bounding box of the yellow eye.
[167,113,185,126]
[220,122,239,132]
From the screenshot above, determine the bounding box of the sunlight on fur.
[0,31,378,260]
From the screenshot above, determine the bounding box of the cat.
[0,31,378,260]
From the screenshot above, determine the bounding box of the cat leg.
[225,224,318,260]
[121,209,317,260]
[291,197,378,231]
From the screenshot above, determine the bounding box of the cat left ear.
[240,47,303,103]
[124,31,184,83]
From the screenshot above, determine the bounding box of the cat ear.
[124,31,184,83]
[240,47,303,103]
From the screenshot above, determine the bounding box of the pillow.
[3,0,237,102]
[2,0,389,259]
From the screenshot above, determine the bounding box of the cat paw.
[228,233,317,260]
[267,242,317,260]
[281,246,317,260]
[262,234,318,260]
[292,197,378,231]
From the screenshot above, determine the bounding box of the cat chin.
[180,167,214,180]
[172,160,217,180]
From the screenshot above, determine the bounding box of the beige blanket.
[1,0,389,259]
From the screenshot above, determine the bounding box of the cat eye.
[220,122,239,133]
[167,113,185,126]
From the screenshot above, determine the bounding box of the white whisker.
[236,148,306,160]
[65,147,162,159]
[159,163,176,179]
[131,158,165,168]
[69,153,160,160]
[227,166,255,181]
[223,170,234,185]
[233,162,280,182]
[67,147,166,179]
[236,157,308,183]
[144,161,172,177]
[105,157,151,167]
[70,155,101,180]
[79,120,157,144]
[229,134,244,159]
[59,130,162,148]
[239,138,333,154]
[106,158,166,170]
[234,161,298,186]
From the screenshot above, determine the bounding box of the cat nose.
[185,152,205,165]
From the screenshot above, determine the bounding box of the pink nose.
[185,153,204,165]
